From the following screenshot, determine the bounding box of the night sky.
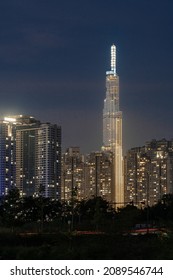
[0,0,173,154]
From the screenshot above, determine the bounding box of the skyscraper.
[0,115,61,199]
[0,118,16,196]
[102,45,124,207]
[61,147,85,202]
[85,151,112,202]
[16,122,61,198]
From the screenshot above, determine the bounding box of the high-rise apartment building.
[125,139,173,207]
[85,151,112,202]
[0,115,61,199]
[61,147,85,202]
[16,123,61,198]
[0,118,16,196]
[102,45,124,207]
[0,115,38,196]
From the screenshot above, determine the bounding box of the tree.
[0,188,23,230]
[115,204,142,232]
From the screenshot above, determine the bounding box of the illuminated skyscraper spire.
[103,44,120,149]
[111,44,116,75]
[102,44,124,208]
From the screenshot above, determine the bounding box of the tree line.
[0,188,173,233]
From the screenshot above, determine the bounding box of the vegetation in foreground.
[0,189,173,259]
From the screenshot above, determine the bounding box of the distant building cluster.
[61,139,173,207]
[0,116,113,203]
[61,148,112,202]
[0,45,173,207]
[124,139,173,207]
[1,116,173,207]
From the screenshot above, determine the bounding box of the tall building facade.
[0,115,61,199]
[0,118,16,196]
[85,151,112,202]
[102,45,124,206]
[61,147,85,202]
[125,139,173,207]
[16,123,61,198]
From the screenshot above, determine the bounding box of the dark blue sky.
[0,0,173,153]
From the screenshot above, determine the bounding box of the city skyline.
[0,1,173,153]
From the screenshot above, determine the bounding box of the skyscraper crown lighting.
[106,44,116,76]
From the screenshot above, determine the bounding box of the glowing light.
[111,44,116,75]
[4,117,16,122]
